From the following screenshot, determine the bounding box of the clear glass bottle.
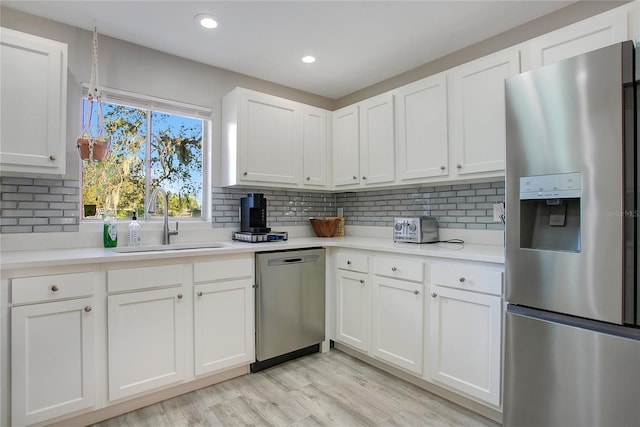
[128,212,141,246]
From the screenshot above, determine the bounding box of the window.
[81,89,211,221]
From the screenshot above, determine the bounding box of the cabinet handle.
[347,260,352,265]
[50,285,59,292]
[359,279,365,285]
[243,171,248,176]
[362,176,367,180]
[440,165,445,171]
[177,293,183,299]
[431,292,438,298]
[352,176,357,180]
[306,176,311,180]
[197,291,203,297]
[456,164,462,169]
[49,155,57,161]
[84,306,92,312]
[391,267,397,272]
[459,277,466,283]
[414,290,420,295]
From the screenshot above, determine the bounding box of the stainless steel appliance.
[504,41,640,426]
[393,216,438,243]
[252,248,325,372]
[240,193,270,233]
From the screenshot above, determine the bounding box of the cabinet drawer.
[430,263,502,296]
[337,252,369,273]
[373,256,423,282]
[12,272,95,305]
[193,257,253,283]
[107,264,183,293]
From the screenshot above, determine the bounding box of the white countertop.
[0,236,504,270]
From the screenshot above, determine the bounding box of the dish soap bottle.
[128,212,141,246]
[103,213,118,248]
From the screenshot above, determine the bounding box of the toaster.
[393,217,438,243]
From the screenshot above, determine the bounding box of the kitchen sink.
[112,242,229,253]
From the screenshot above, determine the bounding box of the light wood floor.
[93,349,499,426]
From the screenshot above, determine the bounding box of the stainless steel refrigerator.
[504,41,640,426]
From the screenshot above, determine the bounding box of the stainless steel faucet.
[147,187,179,245]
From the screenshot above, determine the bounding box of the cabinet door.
[12,298,95,426]
[359,92,395,185]
[0,28,67,175]
[528,8,628,70]
[108,287,186,401]
[332,105,360,187]
[371,277,423,374]
[428,286,502,406]
[239,90,302,185]
[450,49,519,176]
[302,106,329,187]
[395,74,449,181]
[335,269,369,352]
[194,278,254,376]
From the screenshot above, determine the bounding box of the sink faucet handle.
[170,221,179,236]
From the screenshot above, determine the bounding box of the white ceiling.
[4,0,582,99]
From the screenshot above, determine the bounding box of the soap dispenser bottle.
[128,212,141,246]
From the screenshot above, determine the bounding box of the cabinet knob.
[347,260,352,265]
[456,164,462,169]
[359,279,365,285]
[49,155,57,161]
[50,285,59,292]
[177,293,183,300]
[306,176,311,180]
[352,176,357,180]
[391,267,397,272]
[362,176,367,180]
[84,306,92,312]
[414,290,420,295]
[440,165,446,171]
[431,292,438,298]
[243,171,248,176]
[197,291,203,297]
[459,277,466,283]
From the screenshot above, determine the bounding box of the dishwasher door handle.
[267,255,320,266]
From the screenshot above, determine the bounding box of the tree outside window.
[82,99,204,220]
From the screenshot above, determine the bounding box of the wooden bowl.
[310,218,339,237]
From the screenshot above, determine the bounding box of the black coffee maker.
[240,193,270,233]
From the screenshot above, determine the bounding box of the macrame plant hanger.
[77,27,111,161]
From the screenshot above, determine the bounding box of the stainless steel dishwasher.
[252,248,325,372]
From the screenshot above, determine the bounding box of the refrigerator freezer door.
[505,42,633,324]
[504,307,640,427]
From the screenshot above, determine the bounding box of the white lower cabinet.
[371,276,423,374]
[335,268,370,352]
[428,263,503,406]
[107,265,186,401]
[11,297,96,426]
[193,256,255,376]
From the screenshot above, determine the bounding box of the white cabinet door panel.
[359,92,395,185]
[336,269,369,352]
[303,106,329,187]
[108,287,185,401]
[11,298,95,426]
[333,105,360,187]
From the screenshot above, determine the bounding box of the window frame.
[80,85,212,222]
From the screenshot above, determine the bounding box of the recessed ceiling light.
[195,13,218,29]
[302,56,316,64]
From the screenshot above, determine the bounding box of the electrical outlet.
[493,203,505,223]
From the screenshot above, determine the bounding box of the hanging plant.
[77,27,111,162]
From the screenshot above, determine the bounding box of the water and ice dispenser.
[518,173,582,253]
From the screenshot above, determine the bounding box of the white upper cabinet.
[395,73,449,181]
[332,92,395,189]
[359,92,395,185]
[526,5,629,70]
[302,105,330,187]
[449,48,520,177]
[0,27,67,176]
[332,104,360,187]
